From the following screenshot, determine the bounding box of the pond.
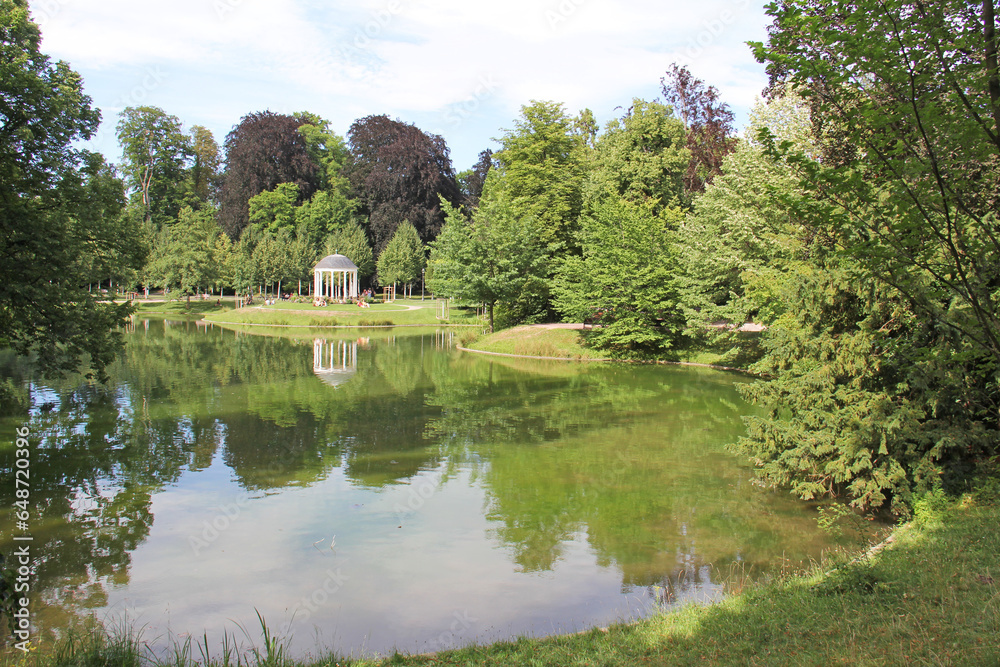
[0,319,866,660]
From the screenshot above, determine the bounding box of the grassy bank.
[200,299,482,328]
[464,325,608,360]
[7,485,997,666]
[467,325,732,366]
[134,299,237,317]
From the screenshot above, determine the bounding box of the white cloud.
[29,0,770,167]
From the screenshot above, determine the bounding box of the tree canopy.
[484,101,585,252]
[428,199,546,332]
[116,106,193,227]
[722,0,1000,509]
[660,64,737,196]
[376,220,424,290]
[1,0,146,380]
[218,111,320,239]
[346,115,462,253]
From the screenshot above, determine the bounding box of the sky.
[27,0,772,171]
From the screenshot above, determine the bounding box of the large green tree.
[189,124,221,205]
[678,93,815,330]
[428,199,546,332]
[295,189,358,251]
[376,220,424,296]
[1,0,146,381]
[146,206,218,305]
[248,182,299,234]
[553,100,690,355]
[553,199,685,356]
[588,99,689,216]
[728,0,1000,510]
[115,106,192,227]
[755,0,1000,370]
[324,223,375,279]
[484,100,585,252]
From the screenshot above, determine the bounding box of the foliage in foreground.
[1,0,147,381]
[696,0,1000,511]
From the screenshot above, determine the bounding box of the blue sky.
[28,0,771,171]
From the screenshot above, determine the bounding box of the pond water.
[1,319,864,660]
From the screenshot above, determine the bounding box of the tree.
[727,0,1000,510]
[115,105,192,227]
[678,93,815,330]
[346,114,462,252]
[754,0,1000,371]
[218,111,320,239]
[484,100,585,252]
[1,0,147,381]
[296,113,352,191]
[588,99,689,216]
[252,226,299,297]
[189,125,221,205]
[147,206,218,305]
[295,189,359,252]
[229,229,262,299]
[376,221,424,296]
[248,182,299,234]
[456,149,492,209]
[324,223,375,279]
[553,199,686,356]
[550,100,690,355]
[428,199,546,332]
[660,64,737,195]
[573,108,600,150]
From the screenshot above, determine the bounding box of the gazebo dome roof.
[315,254,358,271]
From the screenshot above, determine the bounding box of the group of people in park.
[356,288,374,308]
[312,289,376,308]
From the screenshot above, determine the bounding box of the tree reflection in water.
[0,320,873,654]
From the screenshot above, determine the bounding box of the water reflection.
[313,339,358,388]
[0,320,877,658]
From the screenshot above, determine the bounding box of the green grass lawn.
[199,299,482,328]
[134,298,236,316]
[466,325,608,360]
[467,325,734,367]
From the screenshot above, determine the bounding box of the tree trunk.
[488,301,495,333]
[986,0,1000,145]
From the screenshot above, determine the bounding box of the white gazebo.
[313,254,359,302]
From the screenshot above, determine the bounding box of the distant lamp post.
[421,268,425,301]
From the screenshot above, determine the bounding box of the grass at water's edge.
[465,325,733,366]
[463,326,607,360]
[199,300,481,328]
[5,484,998,666]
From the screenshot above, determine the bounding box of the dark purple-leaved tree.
[346,115,462,253]
[660,64,737,195]
[458,148,493,209]
[218,111,319,239]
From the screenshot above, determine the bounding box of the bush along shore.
[5,481,997,667]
